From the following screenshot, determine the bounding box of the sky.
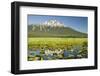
[28,15,88,33]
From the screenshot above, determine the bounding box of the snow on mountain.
[41,20,64,27]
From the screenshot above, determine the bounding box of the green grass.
[28,38,88,61]
[28,38,87,49]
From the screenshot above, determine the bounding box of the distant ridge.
[28,20,87,38]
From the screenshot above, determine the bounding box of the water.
[28,45,87,60]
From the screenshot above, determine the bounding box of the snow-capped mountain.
[28,19,87,38]
[42,20,64,27]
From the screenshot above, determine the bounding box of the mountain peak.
[28,19,87,37]
[43,19,64,27]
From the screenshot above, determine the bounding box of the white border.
[20,6,95,70]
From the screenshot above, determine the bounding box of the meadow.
[28,38,88,61]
